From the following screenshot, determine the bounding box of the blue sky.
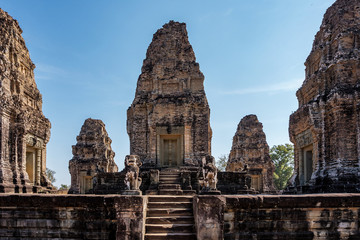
[0,0,336,187]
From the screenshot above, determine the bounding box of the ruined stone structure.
[288,0,360,193]
[127,21,212,168]
[0,9,52,193]
[226,115,276,193]
[93,21,257,203]
[1,193,360,239]
[69,118,118,194]
[2,0,360,239]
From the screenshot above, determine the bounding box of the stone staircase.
[145,195,196,240]
[156,168,196,195]
[158,169,183,195]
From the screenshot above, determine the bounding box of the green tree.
[216,154,228,172]
[270,144,294,190]
[59,184,69,190]
[46,168,56,184]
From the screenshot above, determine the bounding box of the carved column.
[0,111,14,191]
[35,149,41,185]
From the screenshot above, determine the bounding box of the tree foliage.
[270,144,294,190]
[216,154,228,172]
[46,168,56,184]
[59,184,70,190]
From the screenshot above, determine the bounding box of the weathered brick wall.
[194,194,360,240]
[0,194,144,240]
[1,194,360,239]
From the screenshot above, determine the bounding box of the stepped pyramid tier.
[127,21,212,168]
[226,115,276,193]
[288,0,360,193]
[69,118,118,194]
[0,8,52,193]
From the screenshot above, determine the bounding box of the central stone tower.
[127,21,212,168]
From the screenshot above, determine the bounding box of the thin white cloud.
[222,78,303,95]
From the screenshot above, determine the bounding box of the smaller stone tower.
[226,115,276,193]
[69,118,118,194]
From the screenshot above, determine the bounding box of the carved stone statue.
[124,155,142,190]
[200,155,218,191]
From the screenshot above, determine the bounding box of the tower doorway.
[159,135,183,167]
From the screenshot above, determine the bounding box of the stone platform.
[0,193,360,239]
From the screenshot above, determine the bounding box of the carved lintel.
[25,134,43,148]
[295,129,313,149]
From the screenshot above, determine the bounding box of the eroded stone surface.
[226,115,276,193]
[69,118,118,194]
[288,0,360,193]
[0,8,52,193]
[127,21,212,168]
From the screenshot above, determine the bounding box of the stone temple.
[0,9,52,193]
[2,0,360,239]
[69,118,118,194]
[91,21,266,196]
[226,114,276,193]
[127,21,212,168]
[287,0,360,193]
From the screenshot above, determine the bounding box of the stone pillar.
[114,196,144,240]
[193,195,225,240]
[0,112,14,192]
[19,136,31,186]
[184,125,191,164]
[35,149,41,186]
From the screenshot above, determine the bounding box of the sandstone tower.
[0,9,52,193]
[127,21,212,168]
[288,0,360,193]
[69,118,118,194]
[226,115,275,193]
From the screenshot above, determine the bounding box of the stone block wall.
[194,194,360,240]
[0,194,144,239]
[1,194,360,239]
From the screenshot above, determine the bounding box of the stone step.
[147,202,192,209]
[145,233,196,240]
[159,178,180,182]
[146,224,194,233]
[145,190,159,195]
[146,216,194,224]
[148,196,193,203]
[183,190,197,195]
[159,181,181,185]
[159,174,180,178]
[159,179,180,184]
[147,208,193,217]
[159,176,180,180]
[158,190,183,195]
[158,184,181,190]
